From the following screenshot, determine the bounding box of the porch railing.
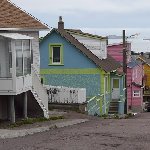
[87,94,109,116]
[118,93,125,115]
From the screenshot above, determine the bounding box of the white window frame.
[52,46,61,65]
[15,40,31,76]
[133,90,140,97]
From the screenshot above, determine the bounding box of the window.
[113,79,119,88]
[133,90,140,97]
[49,44,63,65]
[23,40,31,75]
[16,40,23,76]
[52,46,60,63]
[15,40,31,77]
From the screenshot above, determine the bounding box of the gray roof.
[127,58,142,68]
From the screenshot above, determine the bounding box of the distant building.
[108,43,143,112]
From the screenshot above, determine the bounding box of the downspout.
[104,75,106,114]
[131,70,133,109]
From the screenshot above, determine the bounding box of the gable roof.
[66,29,106,40]
[138,55,150,66]
[41,28,121,72]
[127,58,142,68]
[107,42,131,47]
[0,0,48,30]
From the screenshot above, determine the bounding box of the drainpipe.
[131,71,133,110]
[104,75,106,114]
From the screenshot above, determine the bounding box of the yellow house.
[138,55,150,101]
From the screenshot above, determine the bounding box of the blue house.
[40,17,123,115]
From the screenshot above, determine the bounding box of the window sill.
[48,64,64,66]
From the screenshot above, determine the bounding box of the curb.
[0,119,89,139]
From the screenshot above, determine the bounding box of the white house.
[0,0,49,122]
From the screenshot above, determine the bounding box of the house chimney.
[148,53,150,59]
[141,52,144,56]
[58,16,64,31]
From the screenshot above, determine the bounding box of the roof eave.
[0,28,50,31]
[66,30,107,40]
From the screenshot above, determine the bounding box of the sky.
[10,0,150,52]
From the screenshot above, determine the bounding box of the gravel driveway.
[0,112,150,150]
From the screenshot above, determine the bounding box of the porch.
[0,33,33,95]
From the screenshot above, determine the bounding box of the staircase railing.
[87,94,106,116]
[31,65,49,118]
[118,94,125,115]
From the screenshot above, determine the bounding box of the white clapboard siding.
[71,34,107,59]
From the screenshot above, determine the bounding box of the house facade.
[0,0,49,122]
[108,43,143,112]
[137,55,150,102]
[127,60,143,112]
[40,17,121,115]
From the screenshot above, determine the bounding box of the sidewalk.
[0,110,89,139]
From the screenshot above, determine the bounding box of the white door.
[111,78,120,100]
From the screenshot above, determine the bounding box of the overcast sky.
[11,0,150,52]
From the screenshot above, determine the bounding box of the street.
[0,112,150,150]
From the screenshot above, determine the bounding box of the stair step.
[108,111,118,114]
[112,99,119,101]
[111,102,119,104]
[109,107,118,109]
[108,101,119,114]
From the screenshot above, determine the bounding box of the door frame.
[111,77,120,100]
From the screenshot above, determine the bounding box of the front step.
[108,101,119,114]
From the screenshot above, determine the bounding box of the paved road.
[0,112,150,150]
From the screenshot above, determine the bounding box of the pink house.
[107,43,131,63]
[108,43,143,112]
[127,60,143,112]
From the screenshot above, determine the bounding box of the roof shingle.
[0,0,48,29]
[54,29,121,72]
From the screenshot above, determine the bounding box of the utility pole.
[123,30,127,114]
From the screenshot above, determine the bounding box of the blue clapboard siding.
[40,30,97,69]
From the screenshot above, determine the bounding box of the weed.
[7,116,64,128]
[49,116,64,120]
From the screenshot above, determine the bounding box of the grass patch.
[7,116,64,128]
[100,113,135,119]
[49,115,64,120]
[124,113,134,119]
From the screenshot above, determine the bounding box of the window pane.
[133,91,140,97]
[16,40,23,77]
[113,79,119,88]
[0,38,12,78]
[23,40,31,75]
[53,47,60,63]
[8,40,12,77]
